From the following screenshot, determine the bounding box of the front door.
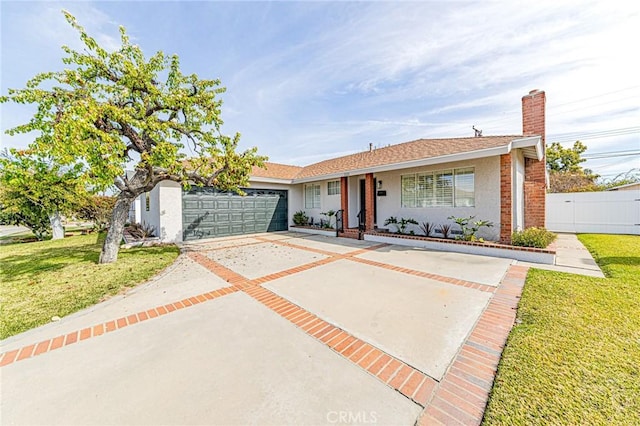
[359,178,377,227]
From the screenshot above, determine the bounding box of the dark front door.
[182,187,288,241]
[359,178,377,227]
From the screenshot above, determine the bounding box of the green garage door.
[182,187,288,241]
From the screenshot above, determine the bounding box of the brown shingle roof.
[295,135,521,179]
[252,162,303,180]
[252,135,524,180]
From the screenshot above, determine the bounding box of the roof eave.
[292,144,513,183]
[511,136,543,160]
[249,176,295,185]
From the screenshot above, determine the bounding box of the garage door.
[182,187,288,241]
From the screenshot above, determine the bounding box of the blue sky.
[1,1,639,181]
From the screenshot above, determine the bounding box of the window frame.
[304,183,321,209]
[327,180,341,196]
[401,167,475,208]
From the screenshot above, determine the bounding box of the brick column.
[365,173,375,231]
[340,176,349,229]
[522,89,547,229]
[524,159,546,228]
[500,154,513,244]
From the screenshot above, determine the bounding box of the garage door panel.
[183,187,288,241]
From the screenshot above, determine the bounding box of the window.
[305,184,320,209]
[401,167,474,208]
[145,192,150,211]
[327,180,341,195]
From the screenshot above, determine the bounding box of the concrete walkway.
[518,233,605,278]
[0,232,530,425]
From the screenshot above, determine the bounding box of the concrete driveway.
[0,232,527,425]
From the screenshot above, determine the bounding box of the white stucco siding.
[138,187,161,236]
[373,156,501,241]
[299,179,342,225]
[156,180,183,243]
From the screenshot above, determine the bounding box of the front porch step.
[338,229,361,240]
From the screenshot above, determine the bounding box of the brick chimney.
[522,89,546,229]
[522,89,546,142]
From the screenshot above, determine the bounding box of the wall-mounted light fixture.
[377,180,383,189]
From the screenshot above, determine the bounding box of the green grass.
[483,234,640,425]
[0,233,180,339]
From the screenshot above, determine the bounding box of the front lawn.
[483,234,640,424]
[0,233,180,339]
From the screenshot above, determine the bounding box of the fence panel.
[546,191,640,234]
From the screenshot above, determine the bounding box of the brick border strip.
[242,285,438,407]
[255,236,496,293]
[417,265,528,425]
[0,285,238,368]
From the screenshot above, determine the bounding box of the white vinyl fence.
[546,190,640,235]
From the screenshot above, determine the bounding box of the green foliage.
[77,195,117,232]
[484,235,640,424]
[0,11,266,262]
[0,12,265,193]
[511,227,557,248]
[546,141,600,193]
[0,233,179,339]
[546,141,589,173]
[293,210,309,226]
[320,210,336,228]
[384,216,418,234]
[448,215,494,241]
[0,149,87,240]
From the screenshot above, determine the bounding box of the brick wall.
[500,154,513,243]
[340,177,349,228]
[522,90,546,229]
[365,173,375,231]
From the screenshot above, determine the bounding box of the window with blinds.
[305,184,321,209]
[401,167,474,208]
[327,180,341,195]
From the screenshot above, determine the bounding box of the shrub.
[511,227,557,248]
[384,216,418,234]
[419,221,435,237]
[293,210,309,226]
[448,215,494,241]
[126,222,156,239]
[77,195,116,232]
[437,223,452,239]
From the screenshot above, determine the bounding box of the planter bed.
[364,231,556,265]
[289,225,337,238]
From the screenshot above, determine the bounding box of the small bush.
[511,227,557,248]
[293,210,308,226]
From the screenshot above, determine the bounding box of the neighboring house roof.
[250,135,543,183]
[606,182,640,191]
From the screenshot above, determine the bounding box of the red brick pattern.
[522,89,546,230]
[0,286,238,367]
[341,176,349,229]
[500,153,513,244]
[417,265,528,425]
[365,173,375,231]
[0,235,531,426]
[242,284,438,407]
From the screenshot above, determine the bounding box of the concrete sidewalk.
[518,233,605,278]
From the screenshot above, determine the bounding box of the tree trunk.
[99,195,134,264]
[49,212,65,240]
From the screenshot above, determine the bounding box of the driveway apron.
[1,231,526,425]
